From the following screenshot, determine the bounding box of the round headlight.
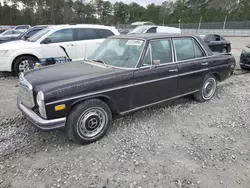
[36,91,44,106]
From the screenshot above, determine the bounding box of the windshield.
[28,28,51,42]
[88,38,145,69]
[129,26,150,34]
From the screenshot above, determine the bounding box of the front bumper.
[0,56,13,72]
[18,98,66,131]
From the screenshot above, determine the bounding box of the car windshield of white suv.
[88,38,145,69]
[28,28,51,42]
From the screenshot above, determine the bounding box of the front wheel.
[194,74,217,102]
[13,56,38,75]
[66,99,112,145]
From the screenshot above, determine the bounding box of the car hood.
[24,60,119,94]
[0,40,38,50]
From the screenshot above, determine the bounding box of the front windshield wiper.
[92,59,108,67]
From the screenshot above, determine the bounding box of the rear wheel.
[66,99,112,145]
[194,74,217,102]
[222,47,228,53]
[13,56,38,75]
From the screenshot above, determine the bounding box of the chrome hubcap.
[19,60,30,72]
[202,78,216,100]
[77,107,108,138]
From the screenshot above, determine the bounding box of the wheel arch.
[11,54,40,72]
[69,95,120,116]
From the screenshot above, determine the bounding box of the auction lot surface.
[0,37,250,188]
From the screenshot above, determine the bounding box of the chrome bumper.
[17,98,66,131]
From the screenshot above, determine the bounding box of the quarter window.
[47,29,73,43]
[75,28,99,40]
[95,29,114,38]
[173,38,205,61]
[146,27,157,33]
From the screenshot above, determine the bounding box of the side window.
[146,27,157,33]
[47,29,73,43]
[142,47,152,66]
[4,30,13,35]
[173,38,205,61]
[193,40,205,58]
[75,28,99,41]
[144,39,173,65]
[205,35,215,42]
[95,29,114,38]
[173,38,195,61]
[214,35,221,41]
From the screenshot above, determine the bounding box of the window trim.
[74,28,100,41]
[172,37,208,63]
[46,28,74,44]
[139,38,174,68]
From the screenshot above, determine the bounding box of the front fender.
[8,49,43,70]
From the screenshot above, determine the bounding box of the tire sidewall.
[66,100,112,145]
[201,75,217,101]
[13,56,37,75]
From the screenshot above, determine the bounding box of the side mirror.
[153,60,161,65]
[42,38,51,44]
[23,35,29,40]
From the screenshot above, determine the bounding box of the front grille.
[19,77,35,108]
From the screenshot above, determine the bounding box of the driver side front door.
[132,39,178,109]
[41,29,77,61]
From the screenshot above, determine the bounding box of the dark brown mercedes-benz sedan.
[17,33,236,145]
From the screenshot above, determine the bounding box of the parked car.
[17,33,236,145]
[0,29,23,39]
[200,34,231,53]
[131,21,155,29]
[129,25,181,34]
[240,44,250,70]
[14,25,31,32]
[0,24,119,75]
[0,25,49,44]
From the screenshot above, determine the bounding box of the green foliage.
[0,0,249,25]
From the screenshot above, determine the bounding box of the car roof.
[47,24,115,30]
[109,33,194,40]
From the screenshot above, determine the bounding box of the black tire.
[13,55,38,76]
[194,74,217,102]
[222,47,228,53]
[66,99,112,145]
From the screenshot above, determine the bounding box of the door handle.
[169,69,178,72]
[201,62,209,66]
[67,44,74,47]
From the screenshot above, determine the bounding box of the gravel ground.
[0,37,250,188]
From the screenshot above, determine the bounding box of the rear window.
[95,29,114,38]
[75,28,99,41]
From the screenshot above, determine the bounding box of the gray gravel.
[0,71,250,188]
[0,37,250,187]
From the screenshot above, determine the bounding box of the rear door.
[132,38,178,108]
[173,37,209,94]
[41,28,77,60]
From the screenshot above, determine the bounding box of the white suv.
[0,24,120,74]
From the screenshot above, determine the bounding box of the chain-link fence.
[116,21,250,36]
